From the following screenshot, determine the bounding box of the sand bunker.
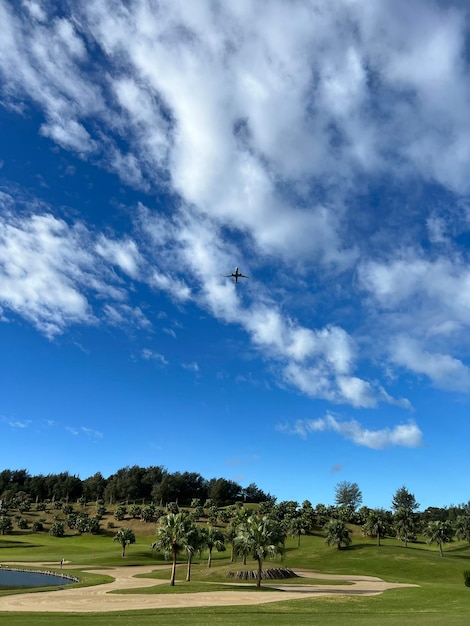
[0,563,417,613]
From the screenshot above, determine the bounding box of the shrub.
[95,505,106,518]
[114,505,127,521]
[17,518,28,529]
[0,515,13,535]
[167,502,179,514]
[464,570,470,587]
[32,521,44,532]
[49,522,65,537]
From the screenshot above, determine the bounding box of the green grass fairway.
[1,521,469,625]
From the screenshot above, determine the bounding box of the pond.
[0,567,77,589]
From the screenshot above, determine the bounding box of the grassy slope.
[0,508,469,625]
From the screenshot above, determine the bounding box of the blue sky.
[1,0,469,511]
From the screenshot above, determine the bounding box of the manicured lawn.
[1,523,469,624]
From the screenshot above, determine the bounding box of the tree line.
[0,470,468,528]
[0,466,274,508]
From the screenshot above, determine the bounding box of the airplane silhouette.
[225,267,249,283]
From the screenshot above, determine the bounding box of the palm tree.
[225,519,239,563]
[454,515,470,544]
[235,515,285,587]
[231,508,252,565]
[393,508,418,547]
[289,516,308,547]
[152,512,194,585]
[424,520,453,557]
[113,527,136,557]
[185,523,203,582]
[362,509,389,547]
[324,519,352,550]
[201,525,226,567]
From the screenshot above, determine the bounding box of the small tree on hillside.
[362,509,390,546]
[394,508,418,547]
[334,481,362,512]
[454,515,470,543]
[49,522,65,537]
[392,486,419,513]
[424,520,453,557]
[201,526,226,567]
[324,519,352,550]
[0,515,13,535]
[289,515,309,547]
[113,527,136,557]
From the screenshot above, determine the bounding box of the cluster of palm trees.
[151,510,285,587]
[112,495,470,578]
[360,508,470,555]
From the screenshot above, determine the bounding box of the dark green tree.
[393,508,418,547]
[392,486,419,513]
[0,515,13,535]
[454,515,470,543]
[334,481,362,512]
[324,519,352,550]
[362,509,389,546]
[424,520,454,557]
[49,522,65,537]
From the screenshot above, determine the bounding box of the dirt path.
[0,563,418,613]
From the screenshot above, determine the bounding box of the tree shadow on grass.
[0,540,40,549]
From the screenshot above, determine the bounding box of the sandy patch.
[0,563,418,613]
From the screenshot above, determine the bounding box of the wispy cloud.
[1,416,31,429]
[81,427,103,439]
[141,348,168,365]
[182,361,199,372]
[66,426,103,439]
[278,412,424,450]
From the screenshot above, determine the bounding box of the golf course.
[1,502,469,625]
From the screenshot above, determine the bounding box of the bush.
[114,505,127,521]
[464,570,470,587]
[49,522,65,537]
[0,515,13,535]
[17,518,28,529]
[32,521,44,532]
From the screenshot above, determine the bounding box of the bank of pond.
[0,566,78,589]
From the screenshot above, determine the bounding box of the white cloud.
[279,412,424,450]
[151,271,191,301]
[22,1,47,23]
[95,236,142,278]
[182,361,199,372]
[1,416,31,429]
[0,201,147,337]
[81,427,103,439]
[5,0,470,412]
[390,337,470,392]
[141,348,168,365]
[0,210,95,336]
[103,304,151,330]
